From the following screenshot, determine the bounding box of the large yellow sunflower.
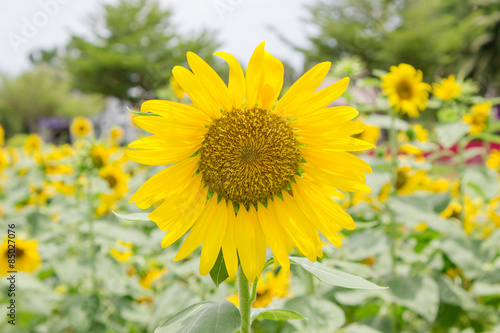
[127,42,374,281]
[381,63,431,117]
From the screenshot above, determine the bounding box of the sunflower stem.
[238,265,252,333]
[455,101,466,226]
[388,107,398,279]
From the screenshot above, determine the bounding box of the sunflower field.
[1,47,500,332]
[1,1,500,333]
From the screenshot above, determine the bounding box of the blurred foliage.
[61,0,222,104]
[0,65,104,136]
[296,0,500,94]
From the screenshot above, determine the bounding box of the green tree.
[63,0,221,104]
[0,65,104,136]
[296,0,499,92]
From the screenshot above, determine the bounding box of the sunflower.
[109,125,125,145]
[0,238,41,276]
[463,102,491,134]
[487,149,500,170]
[99,164,129,197]
[24,133,43,154]
[70,117,94,138]
[127,42,374,281]
[381,64,431,117]
[432,75,461,101]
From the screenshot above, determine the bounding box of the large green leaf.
[285,296,345,333]
[435,121,470,149]
[289,256,386,289]
[388,275,439,322]
[209,250,229,288]
[154,300,241,333]
[251,309,305,321]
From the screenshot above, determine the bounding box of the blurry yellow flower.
[109,125,125,145]
[0,124,4,146]
[413,124,428,142]
[55,285,68,294]
[127,43,374,281]
[414,222,428,232]
[140,267,167,289]
[361,256,376,266]
[90,144,115,168]
[487,149,500,170]
[432,75,461,101]
[170,76,185,99]
[70,117,93,138]
[24,134,43,154]
[399,144,424,156]
[53,181,76,195]
[381,63,431,117]
[446,267,461,279]
[28,182,55,206]
[440,201,461,219]
[228,269,291,308]
[0,149,8,172]
[99,164,129,197]
[463,102,491,134]
[110,240,133,262]
[0,238,41,276]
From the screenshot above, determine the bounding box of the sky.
[0,0,316,76]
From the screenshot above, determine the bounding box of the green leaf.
[388,275,439,322]
[155,301,241,333]
[113,211,151,222]
[129,110,161,117]
[209,250,229,288]
[285,296,345,333]
[435,121,470,149]
[289,256,386,289]
[251,309,305,322]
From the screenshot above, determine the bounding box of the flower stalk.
[238,265,252,333]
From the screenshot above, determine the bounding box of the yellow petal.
[149,174,204,231]
[236,206,259,281]
[293,77,350,117]
[256,202,290,270]
[222,202,238,278]
[214,52,245,109]
[141,100,211,124]
[259,51,284,110]
[133,115,208,137]
[301,148,372,174]
[174,196,218,260]
[172,66,221,118]
[302,164,371,193]
[199,200,228,276]
[275,62,331,117]
[129,155,200,209]
[245,42,266,108]
[187,51,232,112]
[158,185,208,248]
[127,135,201,165]
[299,137,375,152]
[272,193,319,261]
